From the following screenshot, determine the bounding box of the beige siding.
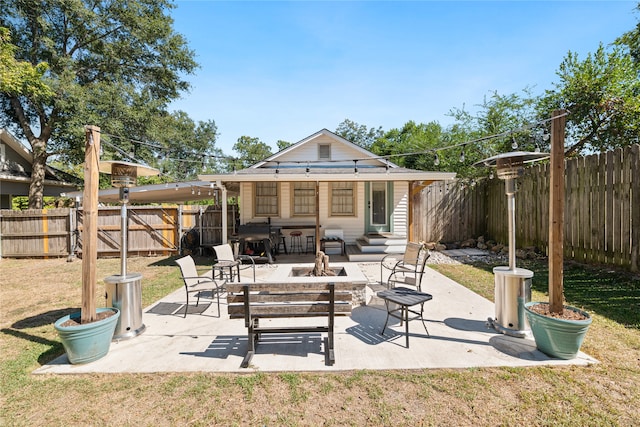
[392,181,408,237]
[276,135,378,166]
[239,179,410,244]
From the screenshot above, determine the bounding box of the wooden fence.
[0,208,73,258]
[0,204,238,259]
[3,145,638,270]
[412,144,639,271]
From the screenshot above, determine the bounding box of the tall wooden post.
[549,110,566,314]
[81,125,100,323]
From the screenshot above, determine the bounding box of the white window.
[254,182,279,216]
[330,182,356,216]
[292,182,316,216]
[318,144,331,161]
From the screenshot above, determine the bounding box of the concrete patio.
[35,255,597,374]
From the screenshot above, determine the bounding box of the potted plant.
[54,307,120,364]
[524,110,591,359]
[54,126,119,364]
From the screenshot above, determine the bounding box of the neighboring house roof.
[0,128,80,190]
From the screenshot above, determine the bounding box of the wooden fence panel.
[412,144,638,270]
[0,208,71,257]
[413,180,486,243]
[631,144,640,271]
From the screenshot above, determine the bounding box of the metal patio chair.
[380,242,430,289]
[175,255,225,317]
[378,246,433,347]
[213,243,255,282]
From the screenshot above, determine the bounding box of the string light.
[511,135,518,150]
[385,163,390,174]
[97,112,567,179]
[305,162,310,177]
[354,160,359,176]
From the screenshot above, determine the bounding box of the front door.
[366,182,391,233]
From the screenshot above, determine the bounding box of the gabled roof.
[252,128,398,169]
[200,128,455,184]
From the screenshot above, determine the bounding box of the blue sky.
[169,1,638,154]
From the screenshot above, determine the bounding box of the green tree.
[370,120,442,168]
[232,136,273,168]
[617,2,640,67]
[0,0,197,208]
[539,44,640,155]
[276,139,292,151]
[140,112,224,181]
[335,119,384,149]
[0,27,53,100]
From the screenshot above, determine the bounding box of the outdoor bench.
[226,281,353,368]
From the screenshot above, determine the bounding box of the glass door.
[367,181,389,233]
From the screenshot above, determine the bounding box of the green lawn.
[1,256,638,426]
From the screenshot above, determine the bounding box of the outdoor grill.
[236,223,277,263]
[475,151,548,337]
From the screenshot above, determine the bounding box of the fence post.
[81,125,100,323]
[549,110,566,314]
[178,204,183,255]
[631,144,639,272]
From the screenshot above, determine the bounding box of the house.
[0,129,79,209]
[199,129,456,261]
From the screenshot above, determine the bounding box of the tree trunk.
[28,137,48,210]
[9,95,50,210]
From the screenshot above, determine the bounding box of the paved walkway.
[35,261,597,374]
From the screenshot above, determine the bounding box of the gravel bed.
[426,250,508,265]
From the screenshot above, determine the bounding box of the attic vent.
[318,144,331,161]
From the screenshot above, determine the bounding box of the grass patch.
[1,256,639,425]
[431,258,640,329]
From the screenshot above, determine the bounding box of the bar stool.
[305,235,315,254]
[289,231,303,254]
[277,235,288,255]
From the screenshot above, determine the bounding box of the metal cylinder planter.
[54,307,120,364]
[524,302,592,360]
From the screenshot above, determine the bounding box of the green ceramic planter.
[524,302,591,360]
[54,307,120,364]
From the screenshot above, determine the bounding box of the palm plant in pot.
[54,126,120,364]
[524,110,591,360]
